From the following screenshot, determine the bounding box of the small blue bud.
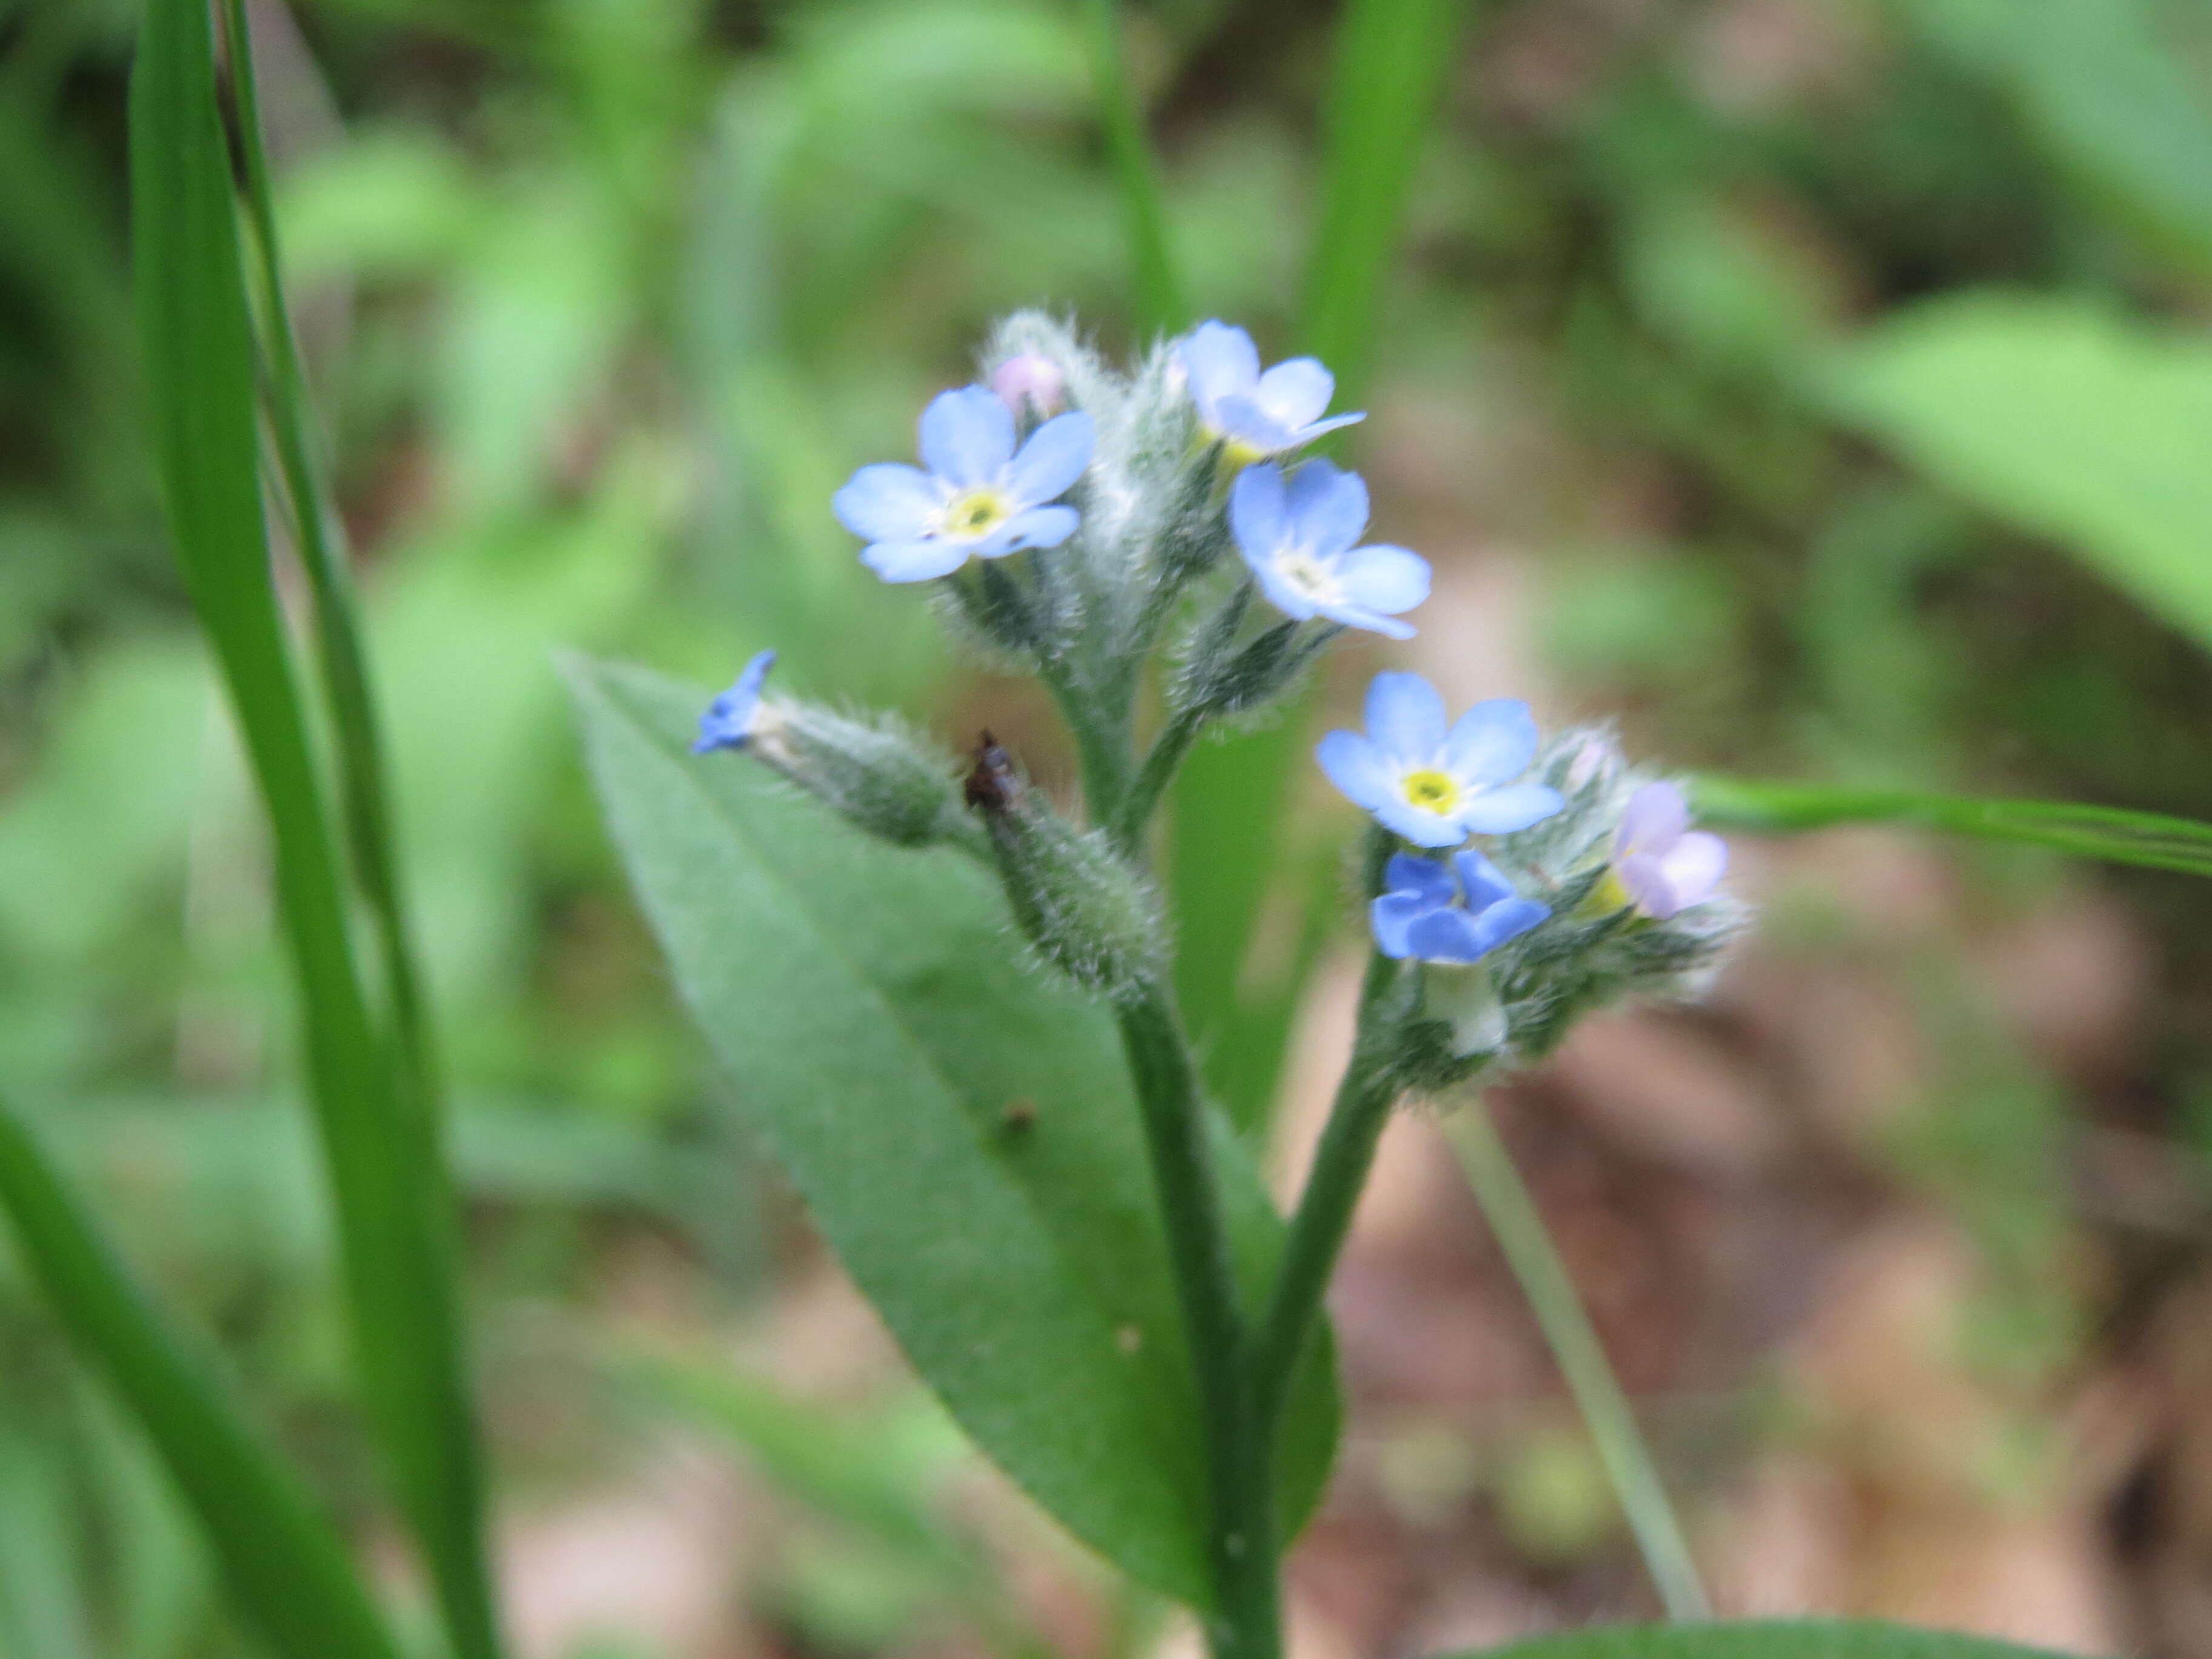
[693,649,777,754]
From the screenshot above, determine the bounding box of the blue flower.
[692,649,777,754]
[1371,850,1550,964]
[1318,672,1565,848]
[1230,461,1430,638]
[833,386,1094,583]
[1178,320,1364,458]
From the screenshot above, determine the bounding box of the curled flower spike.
[1611,781,1728,919]
[692,649,777,754]
[1372,850,1549,964]
[1230,461,1430,639]
[1318,672,1565,848]
[1178,320,1363,460]
[988,354,1065,419]
[834,386,1094,583]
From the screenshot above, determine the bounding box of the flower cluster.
[690,310,1743,1057]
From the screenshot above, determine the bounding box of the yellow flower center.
[940,488,1012,540]
[1399,769,1460,814]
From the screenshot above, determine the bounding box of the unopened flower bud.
[751,702,979,853]
[973,754,1165,1001]
[990,354,1066,420]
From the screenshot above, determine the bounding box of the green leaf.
[1466,1618,2065,1659]
[1692,776,2212,879]
[566,658,1340,1610]
[0,1097,401,1659]
[1822,293,2212,654]
[127,3,501,1654]
[1905,0,2212,276]
[1170,0,1476,1130]
[1078,0,1184,333]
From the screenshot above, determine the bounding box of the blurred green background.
[9,0,2212,1653]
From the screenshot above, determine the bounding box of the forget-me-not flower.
[1609,781,1728,919]
[1318,672,1565,848]
[1231,461,1430,638]
[1178,320,1363,459]
[1372,850,1550,964]
[833,386,1094,583]
[694,649,777,754]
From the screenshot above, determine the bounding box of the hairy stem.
[1115,984,1279,1659]
[1446,1102,1711,1622]
[1114,703,1208,860]
[1246,951,1396,1440]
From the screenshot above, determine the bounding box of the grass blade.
[1170,0,1475,1128]
[1080,0,1185,335]
[0,1097,402,1659]
[129,4,503,1655]
[219,0,445,1145]
[1691,777,2212,879]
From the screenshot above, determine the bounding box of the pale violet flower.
[988,354,1065,419]
[1318,672,1565,848]
[1611,781,1728,919]
[1372,850,1549,964]
[1178,320,1363,458]
[1230,461,1430,639]
[833,386,1094,583]
[694,649,777,754]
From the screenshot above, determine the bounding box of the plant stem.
[1445,1102,1711,1623]
[1246,952,1396,1439]
[1078,0,1184,337]
[218,0,441,1130]
[1114,983,1279,1659]
[1114,704,1207,859]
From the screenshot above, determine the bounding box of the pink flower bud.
[989,354,1065,419]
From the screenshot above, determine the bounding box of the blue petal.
[1408,896,1549,964]
[976,504,1078,558]
[1179,320,1259,420]
[834,463,942,541]
[1004,410,1094,506]
[1282,459,1368,557]
[1372,794,1468,848]
[1210,393,1299,454]
[1384,854,1456,906]
[862,537,971,583]
[1315,729,1394,810]
[1370,891,1431,959]
[1252,558,1323,623]
[1336,543,1430,617]
[1364,671,1447,763]
[1290,412,1366,443]
[1315,599,1413,640]
[1439,698,1538,786]
[1456,783,1565,835]
[1253,357,1335,429]
[918,386,1014,488]
[1230,463,1290,561]
[1449,848,1517,911]
[692,648,777,754]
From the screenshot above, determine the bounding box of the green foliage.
[1693,775,2212,878]
[1471,1623,2066,1659]
[1905,0,2212,273]
[1824,295,2212,655]
[126,1,498,1651]
[568,659,1341,1609]
[0,1098,400,1659]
